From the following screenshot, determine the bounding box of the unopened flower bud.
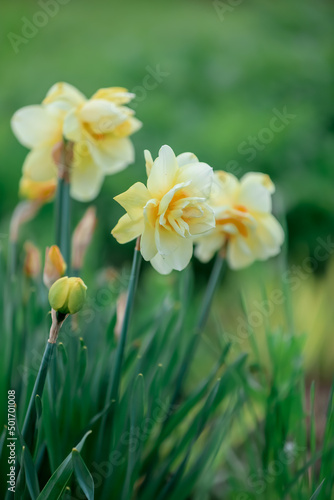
[23,241,41,279]
[72,206,97,271]
[10,201,41,243]
[48,277,87,315]
[43,245,67,288]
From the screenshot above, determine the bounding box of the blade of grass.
[37,430,92,500]
[72,448,94,500]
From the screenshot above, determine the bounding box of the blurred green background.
[1,0,334,376]
[1,0,334,264]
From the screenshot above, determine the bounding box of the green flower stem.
[60,178,71,276]
[110,238,142,404]
[21,341,55,450]
[97,239,142,456]
[21,310,65,451]
[55,176,63,249]
[172,251,225,404]
[55,141,72,276]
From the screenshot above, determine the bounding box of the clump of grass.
[0,246,333,499]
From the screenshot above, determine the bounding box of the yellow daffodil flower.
[11,82,141,202]
[195,171,284,269]
[112,145,215,274]
[62,86,142,179]
[11,83,83,182]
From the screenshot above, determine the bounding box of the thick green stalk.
[21,341,55,450]
[60,179,71,276]
[55,177,63,248]
[55,141,72,276]
[55,177,71,276]
[172,252,225,404]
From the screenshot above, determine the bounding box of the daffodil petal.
[144,150,154,177]
[141,224,157,261]
[22,146,57,181]
[112,214,144,244]
[177,152,198,166]
[11,105,62,148]
[177,161,213,198]
[80,99,127,128]
[147,145,178,197]
[88,137,134,174]
[195,231,226,263]
[160,237,193,271]
[237,173,275,213]
[187,205,216,236]
[91,87,135,105]
[63,109,83,142]
[114,182,150,220]
[150,253,173,275]
[43,82,86,110]
[255,213,284,257]
[70,153,105,202]
[227,237,254,269]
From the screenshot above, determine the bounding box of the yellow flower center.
[217,205,249,238]
[145,188,204,237]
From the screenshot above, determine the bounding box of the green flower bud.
[48,276,87,315]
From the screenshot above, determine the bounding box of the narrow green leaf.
[43,377,62,471]
[61,486,72,499]
[22,444,40,499]
[57,343,68,367]
[72,448,94,500]
[16,409,40,499]
[309,479,325,499]
[37,430,92,500]
[16,446,27,499]
[35,394,42,421]
[122,373,145,500]
[78,345,88,383]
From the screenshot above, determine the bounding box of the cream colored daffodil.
[62,86,142,179]
[195,171,284,269]
[112,145,215,274]
[11,82,141,202]
[11,83,84,185]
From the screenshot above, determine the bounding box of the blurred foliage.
[1,0,334,266]
[1,252,334,499]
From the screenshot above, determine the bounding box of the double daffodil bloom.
[112,145,215,274]
[46,84,142,201]
[195,171,284,269]
[11,83,141,202]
